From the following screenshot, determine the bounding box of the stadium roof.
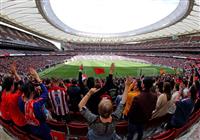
[0,0,200,43]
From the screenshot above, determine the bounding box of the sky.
[49,0,180,34]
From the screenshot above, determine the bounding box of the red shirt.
[0,90,11,120]
[8,91,26,126]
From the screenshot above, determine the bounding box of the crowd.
[0,56,69,74]
[0,24,56,50]
[66,35,200,51]
[0,61,200,140]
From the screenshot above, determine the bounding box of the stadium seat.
[69,111,86,122]
[47,120,67,132]
[116,121,128,137]
[151,129,175,139]
[67,122,88,139]
[51,130,66,140]
[29,134,43,140]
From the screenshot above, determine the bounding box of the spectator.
[151,82,173,119]
[48,79,70,121]
[67,79,81,112]
[18,68,52,140]
[127,77,157,140]
[78,77,132,140]
[6,63,27,129]
[166,85,197,129]
[123,79,142,117]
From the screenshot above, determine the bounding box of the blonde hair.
[98,99,113,118]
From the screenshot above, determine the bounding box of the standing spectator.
[84,63,115,115]
[127,77,157,140]
[123,79,142,117]
[67,79,81,112]
[48,79,69,121]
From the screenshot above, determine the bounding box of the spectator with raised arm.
[79,77,132,140]
[18,68,52,140]
[86,63,115,114]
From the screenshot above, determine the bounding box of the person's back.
[166,85,197,129]
[170,97,194,127]
[79,77,132,140]
[0,90,11,120]
[18,68,52,140]
[127,77,157,140]
[67,82,81,112]
[123,80,142,117]
[128,90,157,124]
[0,76,14,121]
[48,86,69,118]
[8,90,26,127]
[151,82,172,119]
[151,94,172,119]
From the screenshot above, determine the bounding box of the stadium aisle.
[177,120,200,140]
[0,127,13,140]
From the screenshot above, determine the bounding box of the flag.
[160,69,165,75]
[94,67,105,75]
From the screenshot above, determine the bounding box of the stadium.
[0,0,200,140]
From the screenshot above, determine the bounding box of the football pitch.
[39,60,176,79]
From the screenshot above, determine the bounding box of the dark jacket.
[128,91,157,124]
[87,74,114,115]
[67,84,81,112]
[171,98,194,127]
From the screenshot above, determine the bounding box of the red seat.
[51,130,66,140]
[152,129,174,139]
[29,134,43,140]
[155,131,176,140]
[67,122,88,139]
[47,120,67,132]
[116,121,128,136]
[69,112,86,122]
[9,126,30,140]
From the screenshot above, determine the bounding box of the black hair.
[157,81,164,93]
[183,80,188,87]
[190,85,197,101]
[2,76,14,92]
[195,80,200,91]
[21,82,35,99]
[0,76,14,102]
[143,77,153,91]
[71,79,77,85]
[163,82,172,101]
[136,80,142,91]
[87,77,95,89]
[175,84,180,91]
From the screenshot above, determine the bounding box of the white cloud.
[49,0,179,34]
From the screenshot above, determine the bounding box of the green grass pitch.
[39,60,176,79]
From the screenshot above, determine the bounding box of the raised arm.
[10,62,21,81]
[78,64,84,86]
[78,88,99,110]
[95,63,115,95]
[121,77,132,104]
[29,67,48,101]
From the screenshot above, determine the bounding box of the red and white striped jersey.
[48,86,69,116]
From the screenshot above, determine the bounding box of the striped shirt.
[48,86,69,116]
